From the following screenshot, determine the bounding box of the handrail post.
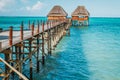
[9,26,13,46]
[20,21,23,40]
[37,20,40,34]
[42,22,44,32]
[31,22,34,36]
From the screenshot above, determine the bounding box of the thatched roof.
[47,5,68,17]
[72,6,89,16]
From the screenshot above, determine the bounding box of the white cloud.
[0,0,44,16]
[26,1,43,11]
[0,1,5,11]
[21,0,29,3]
[0,0,15,12]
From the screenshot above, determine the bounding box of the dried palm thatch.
[72,6,89,16]
[47,5,68,17]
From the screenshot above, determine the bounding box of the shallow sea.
[0,17,120,80]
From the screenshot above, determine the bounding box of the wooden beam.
[3,49,12,54]
[0,73,7,77]
[0,57,28,80]
[15,43,24,47]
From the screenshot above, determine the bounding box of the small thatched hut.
[47,5,68,20]
[71,6,90,26]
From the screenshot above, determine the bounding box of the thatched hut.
[47,5,68,20]
[71,6,90,26]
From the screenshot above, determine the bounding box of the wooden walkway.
[0,20,68,52]
[0,19,71,80]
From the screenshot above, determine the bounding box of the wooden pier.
[0,5,89,80]
[0,19,71,80]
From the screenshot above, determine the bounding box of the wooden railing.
[0,20,68,52]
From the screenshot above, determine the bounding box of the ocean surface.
[0,17,120,80]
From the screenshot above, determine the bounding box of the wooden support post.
[29,39,33,80]
[15,46,19,71]
[37,36,40,72]
[20,22,24,78]
[20,21,23,40]
[9,26,13,46]
[51,29,54,50]
[49,22,52,55]
[68,29,70,36]
[36,20,40,72]
[47,22,50,55]
[15,45,21,75]
[42,22,45,65]
[31,23,34,36]
[51,21,53,27]
[37,20,40,34]
[56,26,58,44]
[20,21,25,71]
[18,45,22,80]
[22,41,25,68]
[54,27,57,48]
[5,51,10,80]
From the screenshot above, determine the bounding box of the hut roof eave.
[47,15,67,17]
[72,14,89,17]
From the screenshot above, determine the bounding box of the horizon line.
[0,16,120,18]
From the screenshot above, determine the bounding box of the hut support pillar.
[47,28,51,55]
[49,28,52,55]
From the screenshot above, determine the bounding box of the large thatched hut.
[71,6,90,26]
[47,5,68,20]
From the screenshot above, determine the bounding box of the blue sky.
[0,0,120,17]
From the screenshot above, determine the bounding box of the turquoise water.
[0,17,120,80]
[0,16,47,30]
